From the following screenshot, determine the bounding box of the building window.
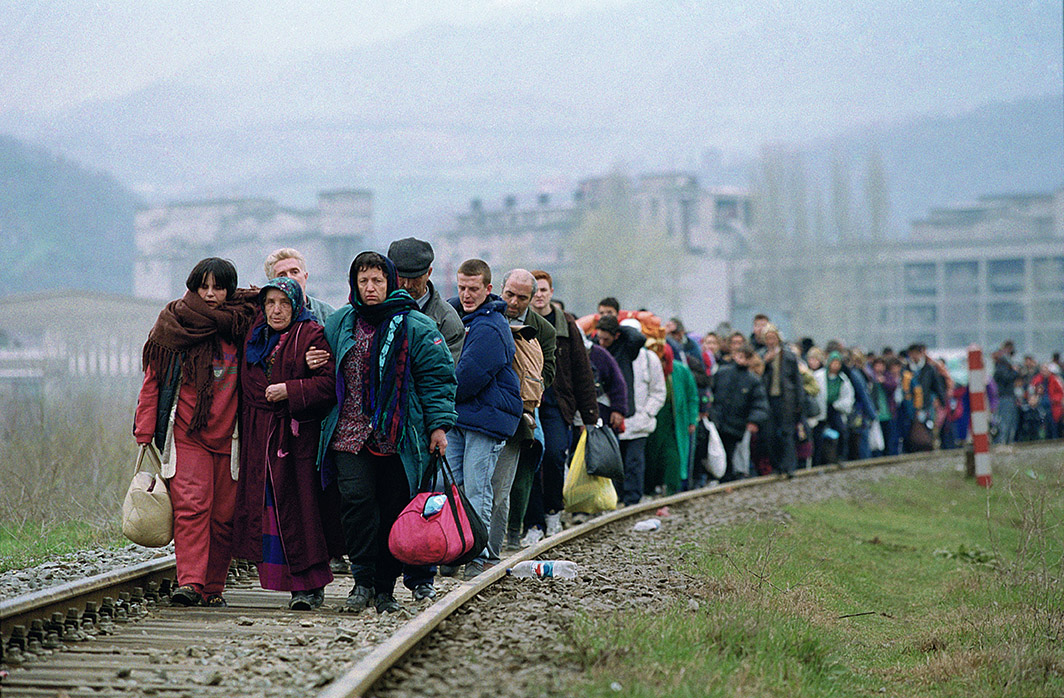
[903,263,936,296]
[944,261,979,295]
[904,304,937,326]
[987,259,1025,293]
[986,301,1024,324]
[1031,257,1064,293]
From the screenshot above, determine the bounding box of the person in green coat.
[316,251,457,614]
[645,343,700,495]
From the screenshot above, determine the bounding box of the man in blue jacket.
[445,259,522,579]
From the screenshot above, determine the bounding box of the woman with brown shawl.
[134,258,258,607]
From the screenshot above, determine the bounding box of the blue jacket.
[448,295,522,440]
[317,305,457,495]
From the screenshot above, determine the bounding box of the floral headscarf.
[245,277,314,368]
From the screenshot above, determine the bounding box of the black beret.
[387,237,434,278]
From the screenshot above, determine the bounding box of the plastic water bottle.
[422,494,447,518]
[506,560,578,579]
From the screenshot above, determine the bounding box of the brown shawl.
[142,288,259,433]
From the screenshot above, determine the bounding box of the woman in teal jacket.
[317,251,457,614]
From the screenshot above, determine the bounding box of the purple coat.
[589,343,628,425]
[232,317,337,574]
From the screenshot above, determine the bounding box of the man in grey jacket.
[388,237,464,364]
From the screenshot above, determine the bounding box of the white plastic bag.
[122,444,174,547]
[701,417,727,479]
[732,430,751,477]
[868,419,885,453]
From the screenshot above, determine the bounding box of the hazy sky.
[2,0,629,114]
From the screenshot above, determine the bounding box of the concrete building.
[733,189,1064,358]
[134,189,371,307]
[0,290,161,406]
[435,173,752,332]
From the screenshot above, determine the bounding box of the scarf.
[142,287,258,433]
[770,350,782,397]
[246,277,314,368]
[349,255,418,445]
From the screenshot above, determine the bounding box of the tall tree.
[864,145,890,240]
[830,152,853,242]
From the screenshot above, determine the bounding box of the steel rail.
[0,554,176,638]
[316,441,1024,698]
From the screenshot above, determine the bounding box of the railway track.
[1,442,1053,697]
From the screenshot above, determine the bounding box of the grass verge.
[0,521,127,573]
[564,451,1064,697]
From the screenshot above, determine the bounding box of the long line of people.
[135,242,1058,615]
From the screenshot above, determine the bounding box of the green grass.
[564,453,1064,697]
[0,520,127,573]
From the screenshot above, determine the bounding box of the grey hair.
[502,268,536,289]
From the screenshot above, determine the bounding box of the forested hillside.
[1,136,140,295]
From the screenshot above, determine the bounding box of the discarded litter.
[632,517,661,531]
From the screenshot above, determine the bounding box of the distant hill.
[1,136,140,295]
[2,0,1059,235]
[806,94,1064,234]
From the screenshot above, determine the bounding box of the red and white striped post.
[967,344,992,488]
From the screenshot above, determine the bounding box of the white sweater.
[619,347,667,440]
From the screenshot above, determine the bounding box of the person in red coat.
[134,258,259,608]
[232,277,337,610]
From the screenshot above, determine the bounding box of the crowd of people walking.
[134,241,1060,614]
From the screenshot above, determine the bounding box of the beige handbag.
[121,444,174,547]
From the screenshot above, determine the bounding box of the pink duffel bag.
[388,453,487,567]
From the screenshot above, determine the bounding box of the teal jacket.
[317,305,458,494]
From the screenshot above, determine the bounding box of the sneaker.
[205,594,227,608]
[375,592,400,614]
[545,512,563,537]
[520,527,544,547]
[439,564,459,577]
[170,585,202,607]
[506,531,522,551]
[462,560,496,581]
[412,583,437,601]
[343,584,373,613]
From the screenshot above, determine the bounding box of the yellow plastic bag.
[563,430,618,514]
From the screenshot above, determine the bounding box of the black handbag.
[801,391,821,419]
[584,424,624,479]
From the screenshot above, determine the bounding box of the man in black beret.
[388,237,464,364]
[385,237,465,601]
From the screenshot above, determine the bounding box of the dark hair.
[186,258,238,296]
[597,314,621,335]
[668,317,686,334]
[351,250,389,277]
[598,297,620,312]
[753,313,770,322]
[728,331,745,342]
[736,342,756,358]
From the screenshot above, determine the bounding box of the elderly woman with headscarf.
[231,277,338,610]
[317,251,457,615]
[134,258,259,608]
